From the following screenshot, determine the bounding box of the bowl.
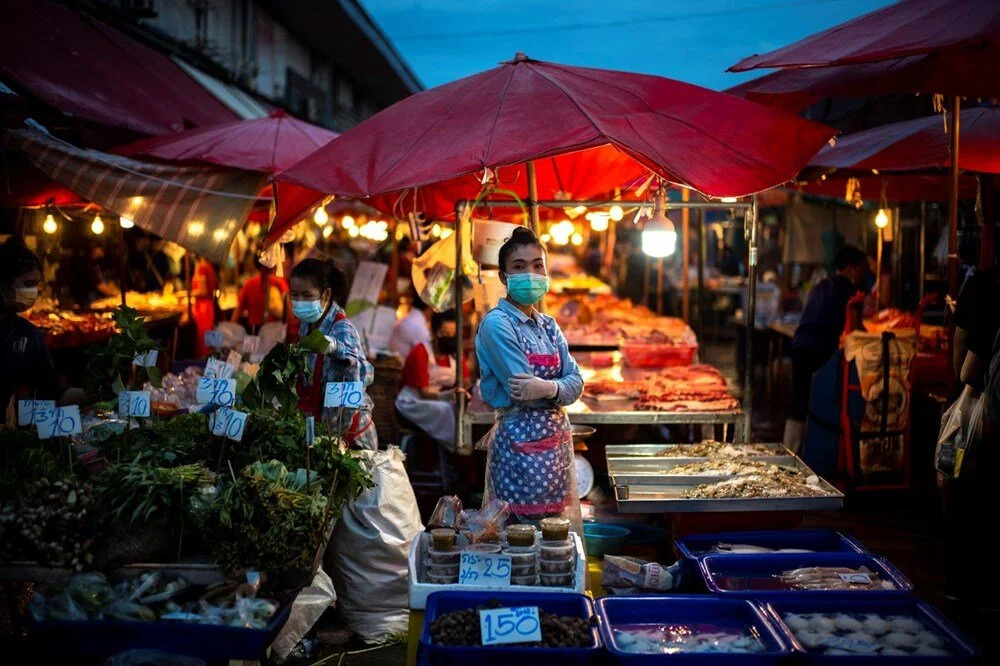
[583,523,630,558]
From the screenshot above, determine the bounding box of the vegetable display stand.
[675,529,868,561]
[418,591,601,666]
[596,595,792,664]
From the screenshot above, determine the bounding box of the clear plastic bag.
[936,385,981,478]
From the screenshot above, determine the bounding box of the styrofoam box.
[408,531,586,610]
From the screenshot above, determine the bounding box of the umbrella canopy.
[730,0,1000,72]
[810,106,1000,174]
[795,173,980,203]
[115,109,338,175]
[276,54,833,224]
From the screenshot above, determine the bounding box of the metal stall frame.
[453,196,758,452]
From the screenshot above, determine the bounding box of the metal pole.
[876,224,883,308]
[919,202,926,302]
[656,258,664,316]
[120,227,127,308]
[947,96,961,300]
[389,217,400,304]
[454,200,466,453]
[682,188,690,322]
[526,161,541,236]
[893,206,901,306]
[743,198,758,442]
[470,199,752,210]
[697,209,706,346]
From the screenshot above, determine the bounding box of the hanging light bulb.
[42,214,58,234]
[641,191,677,258]
[588,212,609,232]
[541,233,551,243]
[313,206,329,226]
[91,214,105,235]
[441,227,453,239]
[322,225,334,239]
[119,216,135,229]
[571,232,583,246]
[875,208,889,229]
[341,215,355,229]
[609,205,624,222]
[720,197,738,204]
[348,225,359,238]
[432,223,442,238]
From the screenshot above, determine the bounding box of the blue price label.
[211,407,248,441]
[196,377,236,406]
[119,390,151,418]
[204,330,224,348]
[226,350,243,369]
[479,606,542,646]
[34,406,82,439]
[241,335,261,354]
[133,350,158,367]
[204,357,235,379]
[323,381,364,408]
[18,400,54,427]
[459,552,511,587]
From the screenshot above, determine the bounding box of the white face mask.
[15,287,38,308]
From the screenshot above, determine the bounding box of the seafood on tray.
[664,459,796,477]
[654,441,774,458]
[783,611,951,656]
[779,566,898,592]
[583,365,735,411]
[682,471,830,499]
[614,625,766,655]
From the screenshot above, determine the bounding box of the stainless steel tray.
[612,481,845,512]
[606,443,790,458]
[608,456,804,486]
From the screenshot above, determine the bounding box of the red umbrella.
[795,173,979,203]
[275,54,833,229]
[809,106,1000,174]
[729,0,999,72]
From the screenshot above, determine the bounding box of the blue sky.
[363,0,895,91]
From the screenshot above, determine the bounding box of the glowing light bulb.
[441,228,453,239]
[589,213,609,232]
[187,221,205,237]
[609,205,624,222]
[341,215,355,229]
[313,206,329,226]
[432,223,441,238]
[541,233,551,243]
[720,197,738,203]
[348,226,359,238]
[212,229,227,242]
[571,233,583,246]
[91,214,105,235]
[119,216,135,229]
[641,192,676,258]
[322,225,333,238]
[875,208,889,229]
[42,214,57,234]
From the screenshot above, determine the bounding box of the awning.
[0,0,238,135]
[171,57,270,121]
[4,130,266,263]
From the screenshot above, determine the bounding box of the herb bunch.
[86,306,163,400]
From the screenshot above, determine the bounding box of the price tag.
[838,572,872,585]
[226,350,243,369]
[479,606,542,646]
[211,407,248,441]
[459,552,511,586]
[34,406,82,439]
[196,377,236,406]
[324,381,364,408]
[118,390,151,418]
[305,415,315,448]
[18,400,55,427]
[241,335,261,354]
[204,330,224,348]
[133,350,158,367]
[204,357,235,379]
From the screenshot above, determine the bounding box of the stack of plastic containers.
[538,518,575,587]
[504,524,538,585]
[426,528,461,585]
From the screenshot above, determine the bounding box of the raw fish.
[915,631,944,647]
[883,631,917,648]
[862,614,890,635]
[888,616,922,633]
[810,614,836,632]
[783,613,811,631]
[834,614,863,631]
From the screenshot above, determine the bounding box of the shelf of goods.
[548,293,697,352]
[27,308,182,349]
[606,442,844,513]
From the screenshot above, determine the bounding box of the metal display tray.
[608,455,806,486]
[606,443,790,458]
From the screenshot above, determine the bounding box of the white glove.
[509,373,558,402]
[324,335,338,354]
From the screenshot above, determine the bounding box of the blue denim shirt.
[475,298,584,410]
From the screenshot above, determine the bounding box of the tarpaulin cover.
[730,0,1000,71]
[795,173,980,203]
[274,55,833,241]
[4,130,266,263]
[0,0,237,135]
[810,106,1000,174]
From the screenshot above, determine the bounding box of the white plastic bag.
[270,567,336,660]
[324,447,423,642]
[936,385,981,478]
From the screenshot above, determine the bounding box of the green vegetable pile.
[85,306,163,401]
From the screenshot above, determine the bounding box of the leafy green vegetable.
[86,306,163,399]
[92,458,214,529]
[242,333,325,416]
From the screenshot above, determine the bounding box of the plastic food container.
[426,562,460,577]
[465,543,502,555]
[428,548,461,565]
[540,517,571,542]
[502,546,537,565]
[511,574,537,586]
[540,573,574,587]
[621,340,698,368]
[540,541,575,561]
[506,524,536,547]
[539,558,573,574]
[427,572,460,585]
[431,528,457,551]
[675,529,867,561]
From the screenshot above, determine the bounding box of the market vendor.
[191,255,218,357]
[289,257,376,449]
[1,239,87,417]
[230,256,288,333]
[395,308,468,451]
[475,226,584,526]
[784,245,867,452]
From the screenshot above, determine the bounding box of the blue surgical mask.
[504,272,549,305]
[292,299,324,323]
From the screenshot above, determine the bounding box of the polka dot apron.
[486,310,573,516]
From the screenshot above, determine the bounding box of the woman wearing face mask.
[395,309,468,452]
[289,257,377,449]
[1,240,87,417]
[475,227,584,528]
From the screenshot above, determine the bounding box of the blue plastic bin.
[418,590,601,666]
[596,595,792,664]
[700,553,912,597]
[763,597,979,663]
[675,529,868,560]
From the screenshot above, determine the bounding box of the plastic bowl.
[540,541,574,561]
[621,340,697,368]
[540,572,574,587]
[539,558,574,574]
[583,523,631,559]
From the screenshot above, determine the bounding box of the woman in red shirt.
[191,256,218,357]
[231,257,288,333]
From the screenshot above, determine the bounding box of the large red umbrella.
[795,173,979,203]
[275,54,833,231]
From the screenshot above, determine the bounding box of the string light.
[341,215,355,229]
[322,225,334,238]
[875,208,889,229]
[440,227,453,239]
[720,197,738,203]
[571,232,583,246]
[587,212,609,232]
[641,190,676,258]
[348,226,359,238]
[313,206,329,226]
[187,221,205,237]
[42,214,57,234]
[119,216,135,229]
[432,223,442,238]
[609,205,624,222]
[91,214,105,235]
[212,229,227,242]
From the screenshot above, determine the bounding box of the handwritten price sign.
[210,407,248,441]
[18,400,55,427]
[459,552,511,586]
[196,377,236,406]
[204,330,224,348]
[204,357,235,379]
[323,381,364,409]
[118,391,151,418]
[479,606,542,646]
[241,335,261,354]
[34,406,83,439]
[133,350,158,367]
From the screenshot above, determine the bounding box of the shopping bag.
[936,385,979,479]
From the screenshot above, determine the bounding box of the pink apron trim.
[508,501,567,515]
[525,352,560,367]
[512,433,563,454]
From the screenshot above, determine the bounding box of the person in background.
[719,245,741,276]
[953,263,1000,388]
[63,244,114,307]
[191,255,218,357]
[231,256,288,333]
[783,245,868,453]
[395,309,468,452]
[1,239,87,417]
[389,290,431,358]
[621,233,647,306]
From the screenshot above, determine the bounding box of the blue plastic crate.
[418,590,601,666]
[596,595,793,664]
[700,553,912,597]
[675,529,868,560]
[762,597,979,663]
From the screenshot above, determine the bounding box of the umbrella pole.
[526,161,541,235]
[390,217,400,304]
[947,96,961,300]
[919,202,926,302]
[682,188,690,322]
[743,198,758,442]
[454,200,466,454]
[697,209,706,347]
[876,224,883,307]
[120,227,127,308]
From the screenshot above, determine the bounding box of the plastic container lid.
[540,572,574,587]
[464,543,502,554]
